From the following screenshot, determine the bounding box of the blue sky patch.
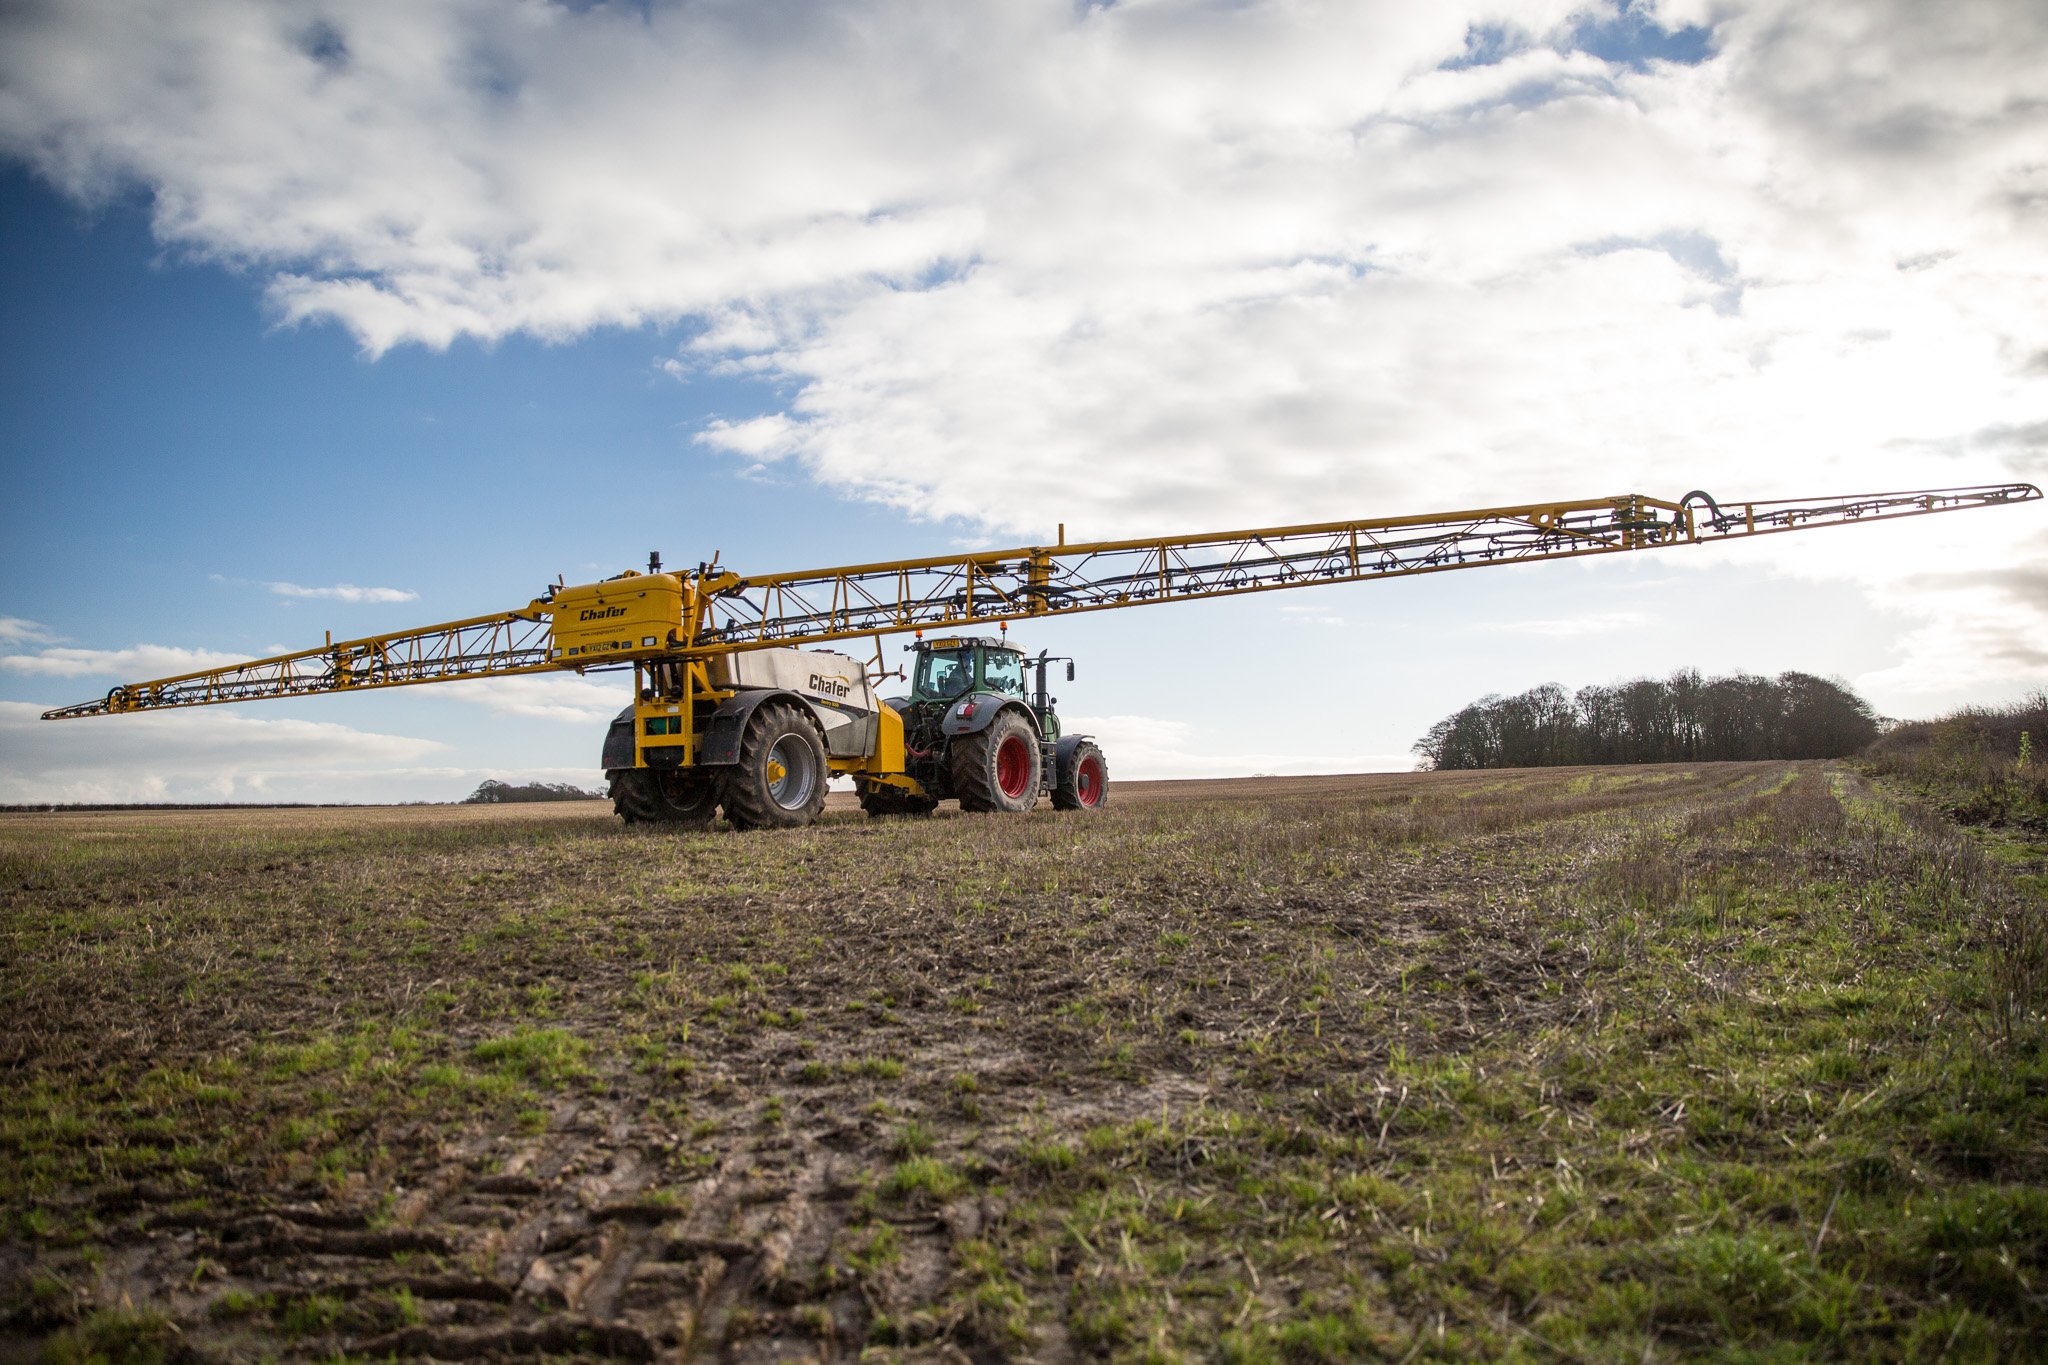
[1447,4,1714,74]
[1567,2,1715,70]
[1442,23,1527,72]
[1579,230,1744,314]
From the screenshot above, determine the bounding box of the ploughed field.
[2,765,2043,1362]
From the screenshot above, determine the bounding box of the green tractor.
[857,635,1109,817]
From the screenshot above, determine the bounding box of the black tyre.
[720,701,830,830]
[857,781,938,818]
[608,767,719,827]
[951,709,1040,813]
[1052,740,1109,811]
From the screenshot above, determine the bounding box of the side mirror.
[1065,662,1076,682]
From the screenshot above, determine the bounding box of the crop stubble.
[1,763,2043,1361]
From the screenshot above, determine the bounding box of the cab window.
[915,648,974,699]
[983,651,1026,697]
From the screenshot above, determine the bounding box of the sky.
[1,0,2044,804]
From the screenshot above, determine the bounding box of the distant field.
[2,764,2042,1361]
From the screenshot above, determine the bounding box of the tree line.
[461,779,605,803]
[1413,669,1882,770]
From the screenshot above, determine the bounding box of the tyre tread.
[1051,740,1110,811]
[608,768,718,827]
[721,701,829,830]
[951,711,1039,813]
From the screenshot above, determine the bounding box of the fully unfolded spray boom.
[41,482,2042,828]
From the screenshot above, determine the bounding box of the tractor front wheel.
[608,767,719,827]
[1052,741,1109,811]
[952,711,1040,814]
[721,701,830,830]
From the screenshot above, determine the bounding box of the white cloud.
[1476,609,1650,638]
[1065,714,1415,782]
[0,643,246,679]
[2,0,2044,699]
[1840,524,2048,700]
[0,699,468,803]
[433,673,629,724]
[267,581,419,603]
[0,617,56,645]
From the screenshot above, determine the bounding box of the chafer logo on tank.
[578,606,628,622]
[809,674,853,698]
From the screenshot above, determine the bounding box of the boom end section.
[38,604,566,719]
[41,693,122,721]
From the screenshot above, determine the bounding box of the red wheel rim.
[995,734,1032,798]
[1077,755,1104,807]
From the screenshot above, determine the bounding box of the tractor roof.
[920,636,1017,652]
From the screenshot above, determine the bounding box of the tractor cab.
[908,637,1071,738]
[910,638,1025,704]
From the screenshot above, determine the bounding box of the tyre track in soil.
[117,1081,979,1362]
[69,1008,1075,1361]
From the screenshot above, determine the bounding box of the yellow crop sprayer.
[43,484,2041,829]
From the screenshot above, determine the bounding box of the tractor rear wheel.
[721,701,830,830]
[952,710,1040,813]
[857,781,937,818]
[608,768,719,827]
[1052,740,1109,811]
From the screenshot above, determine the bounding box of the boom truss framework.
[42,483,2041,720]
[41,611,553,719]
[696,485,2039,647]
